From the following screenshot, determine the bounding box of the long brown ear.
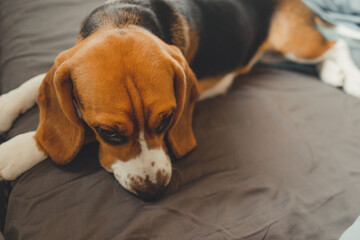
[35,54,85,164]
[166,46,200,158]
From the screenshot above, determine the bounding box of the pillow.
[1,0,360,239]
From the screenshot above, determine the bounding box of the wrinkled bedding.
[1,0,360,239]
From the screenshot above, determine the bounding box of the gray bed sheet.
[1,0,360,239]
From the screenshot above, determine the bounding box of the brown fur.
[35,49,85,164]
[267,0,335,59]
[36,26,199,170]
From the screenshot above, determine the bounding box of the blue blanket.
[303,0,360,31]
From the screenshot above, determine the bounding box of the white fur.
[286,50,344,87]
[335,25,360,40]
[318,40,360,96]
[110,132,172,193]
[330,40,360,98]
[199,72,236,101]
[340,216,360,240]
[0,131,47,180]
[285,52,326,64]
[286,40,360,98]
[0,73,46,133]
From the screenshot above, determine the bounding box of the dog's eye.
[156,113,174,134]
[95,127,128,145]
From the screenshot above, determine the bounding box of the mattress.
[1,0,360,239]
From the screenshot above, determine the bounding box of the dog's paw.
[317,59,344,87]
[0,132,47,181]
[0,159,22,181]
[0,144,25,181]
[0,93,19,134]
[343,68,360,98]
[0,73,45,134]
[0,134,28,180]
[320,40,360,99]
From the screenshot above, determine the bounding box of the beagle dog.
[0,0,359,200]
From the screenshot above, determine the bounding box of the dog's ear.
[165,45,200,158]
[35,52,85,164]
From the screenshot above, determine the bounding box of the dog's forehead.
[71,29,177,126]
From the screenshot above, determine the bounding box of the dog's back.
[185,0,279,78]
[80,0,280,78]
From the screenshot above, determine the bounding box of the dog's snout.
[110,142,172,200]
[129,169,170,200]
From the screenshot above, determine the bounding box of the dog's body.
[1,0,360,200]
[88,0,277,79]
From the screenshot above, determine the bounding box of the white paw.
[319,40,360,98]
[317,59,344,87]
[343,68,360,98]
[0,93,20,133]
[0,73,45,134]
[0,132,47,180]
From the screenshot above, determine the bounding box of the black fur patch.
[80,2,164,39]
[79,0,279,79]
[189,0,279,78]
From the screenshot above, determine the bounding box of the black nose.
[135,184,166,202]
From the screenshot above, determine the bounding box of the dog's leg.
[317,40,360,97]
[0,131,48,180]
[282,39,343,86]
[285,39,360,97]
[268,0,360,98]
[0,73,46,133]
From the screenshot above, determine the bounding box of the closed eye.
[156,113,174,135]
[95,127,129,145]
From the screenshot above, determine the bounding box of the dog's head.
[35,28,199,199]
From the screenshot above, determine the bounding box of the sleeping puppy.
[0,0,359,200]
